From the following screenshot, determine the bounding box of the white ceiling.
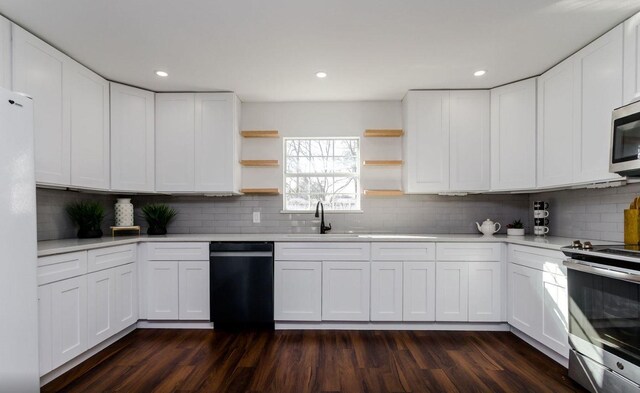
[1,0,639,102]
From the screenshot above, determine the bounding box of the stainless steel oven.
[610,100,640,176]
[563,245,640,392]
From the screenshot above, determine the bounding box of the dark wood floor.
[43,329,586,393]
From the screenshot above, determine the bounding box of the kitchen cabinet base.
[510,326,568,367]
[275,321,508,331]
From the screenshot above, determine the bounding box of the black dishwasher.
[210,242,274,329]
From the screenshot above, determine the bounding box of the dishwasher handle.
[210,251,273,258]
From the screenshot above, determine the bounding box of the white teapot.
[476,219,501,236]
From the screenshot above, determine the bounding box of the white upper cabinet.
[110,83,155,192]
[403,91,450,193]
[572,25,623,184]
[156,92,240,193]
[156,93,196,192]
[537,59,575,188]
[0,15,11,89]
[12,25,70,186]
[194,93,240,193]
[65,61,110,189]
[449,90,490,191]
[624,11,640,104]
[490,78,537,190]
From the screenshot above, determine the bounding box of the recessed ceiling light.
[315,71,327,79]
[474,70,486,77]
[155,70,169,77]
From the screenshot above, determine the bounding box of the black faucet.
[315,201,332,234]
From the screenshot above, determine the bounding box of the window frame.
[282,136,361,213]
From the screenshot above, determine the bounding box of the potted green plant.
[506,219,525,236]
[141,203,177,235]
[66,201,106,239]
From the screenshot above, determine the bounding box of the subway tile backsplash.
[36,188,529,240]
[38,182,639,242]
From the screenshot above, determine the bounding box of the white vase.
[115,198,134,227]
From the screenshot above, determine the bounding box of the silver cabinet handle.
[563,259,640,284]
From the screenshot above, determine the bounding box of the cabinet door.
[110,82,155,192]
[147,261,179,320]
[370,261,403,321]
[573,25,623,184]
[155,93,195,192]
[87,269,116,348]
[537,59,574,187]
[194,93,239,193]
[508,263,542,337]
[65,61,110,189]
[490,79,537,190]
[12,25,70,186]
[624,11,640,104]
[322,261,370,321]
[178,261,210,320]
[402,91,450,193]
[468,262,502,322]
[38,285,53,376]
[51,276,88,368]
[435,262,468,322]
[402,261,436,321]
[449,91,491,191]
[0,15,10,89]
[114,263,138,331]
[274,261,322,321]
[541,271,569,357]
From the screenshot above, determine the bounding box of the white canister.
[115,198,134,227]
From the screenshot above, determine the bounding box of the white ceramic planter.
[507,228,525,236]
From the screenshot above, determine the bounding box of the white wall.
[240,101,403,192]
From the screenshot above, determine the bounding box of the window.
[284,138,360,211]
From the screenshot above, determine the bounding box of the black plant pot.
[77,228,103,239]
[147,226,167,236]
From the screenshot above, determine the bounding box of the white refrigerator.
[0,86,39,392]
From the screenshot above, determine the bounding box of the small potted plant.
[506,219,525,236]
[141,203,177,235]
[66,201,106,239]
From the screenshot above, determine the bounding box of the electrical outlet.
[253,211,261,223]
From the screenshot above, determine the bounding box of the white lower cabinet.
[322,261,370,321]
[147,261,180,320]
[146,259,210,321]
[114,263,138,330]
[402,261,436,321]
[274,261,322,321]
[50,275,88,370]
[508,263,542,336]
[178,261,210,320]
[38,285,53,376]
[370,262,403,321]
[468,262,502,322]
[435,262,469,322]
[87,269,117,348]
[507,245,569,358]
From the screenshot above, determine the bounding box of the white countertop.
[36,233,611,257]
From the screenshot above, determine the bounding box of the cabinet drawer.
[147,242,209,261]
[371,242,435,261]
[508,245,566,275]
[436,243,502,261]
[37,251,88,285]
[87,244,136,272]
[275,242,370,261]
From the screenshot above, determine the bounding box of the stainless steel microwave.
[611,100,640,176]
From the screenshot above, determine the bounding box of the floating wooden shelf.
[363,160,403,167]
[240,188,280,195]
[241,130,279,138]
[363,189,404,196]
[240,160,279,167]
[364,129,404,137]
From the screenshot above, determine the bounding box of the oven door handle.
[563,259,640,283]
